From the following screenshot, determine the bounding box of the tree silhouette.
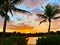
[0,0,31,45]
[37,3,60,35]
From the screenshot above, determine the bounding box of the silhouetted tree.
[37,3,60,34]
[56,31,60,35]
[50,31,55,34]
[0,0,31,45]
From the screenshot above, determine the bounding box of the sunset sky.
[0,0,60,33]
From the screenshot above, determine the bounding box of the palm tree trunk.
[1,14,7,45]
[48,19,51,35]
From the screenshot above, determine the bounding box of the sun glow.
[25,31,30,34]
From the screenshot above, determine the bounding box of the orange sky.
[0,0,60,33]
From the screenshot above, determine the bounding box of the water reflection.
[27,37,38,45]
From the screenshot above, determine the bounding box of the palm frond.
[0,0,8,5]
[6,15,10,21]
[0,10,9,21]
[39,20,46,25]
[12,0,24,4]
[52,16,60,19]
[37,14,47,19]
[0,10,5,17]
[41,6,45,9]
[44,4,53,18]
[12,6,31,14]
[52,9,60,15]
[10,10,13,16]
[53,4,60,9]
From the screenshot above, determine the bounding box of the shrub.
[0,36,27,45]
[36,35,60,45]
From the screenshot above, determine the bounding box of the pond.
[27,37,38,45]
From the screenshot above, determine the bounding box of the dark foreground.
[0,31,60,45]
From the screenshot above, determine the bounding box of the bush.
[0,38,1,45]
[36,35,60,45]
[5,36,27,45]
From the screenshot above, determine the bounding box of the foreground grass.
[36,35,60,45]
[0,36,27,45]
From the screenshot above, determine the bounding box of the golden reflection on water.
[27,37,38,45]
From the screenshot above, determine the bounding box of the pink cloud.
[23,0,47,8]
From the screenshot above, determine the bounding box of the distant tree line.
[0,31,60,38]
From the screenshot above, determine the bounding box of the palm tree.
[37,3,60,35]
[0,0,31,45]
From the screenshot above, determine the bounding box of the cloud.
[0,0,60,33]
[7,23,33,30]
[23,0,47,8]
[49,0,60,5]
[6,23,34,33]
